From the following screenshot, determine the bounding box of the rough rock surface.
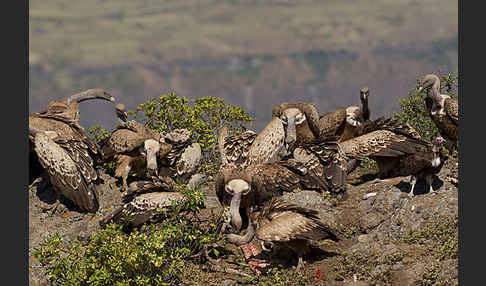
[29,156,458,285]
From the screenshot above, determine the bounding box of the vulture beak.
[144,139,160,177]
[417,86,424,93]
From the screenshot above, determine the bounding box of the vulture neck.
[295,120,318,144]
[360,99,370,121]
[429,81,444,107]
[226,217,256,246]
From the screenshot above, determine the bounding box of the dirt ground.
[28,156,458,286]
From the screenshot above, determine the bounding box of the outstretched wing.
[256,199,338,242]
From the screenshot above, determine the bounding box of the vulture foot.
[295,256,305,271]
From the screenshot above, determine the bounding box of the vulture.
[338,117,430,179]
[29,127,100,212]
[341,87,371,142]
[418,74,458,153]
[272,102,348,147]
[231,198,338,272]
[271,103,349,192]
[390,136,447,197]
[100,104,171,192]
[216,125,334,236]
[29,89,116,184]
[29,88,115,206]
[216,160,331,235]
[157,128,203,184]
[219,115,286,168]
[100,174,208,227]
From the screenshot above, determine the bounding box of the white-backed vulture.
[29,127,100,212]
[418,74,458,152]
[219,116,286,168]
[232,198,338,272]
[29,89,115,186]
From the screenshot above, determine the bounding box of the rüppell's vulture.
[29,89,115,186]
[418,74,458,153]
[29,126,100,212]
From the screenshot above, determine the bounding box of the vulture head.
[115,103,128,123]
[360,87,369,102]
[66,88,115,105]
[226,178,252,231]
[272,103,320,151]
[432,136,446,153]
[418,74,440,94]
[140,139,160,177]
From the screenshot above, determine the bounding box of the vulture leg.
[408,176,417,197]
[296,255,305,271]
[122,164,132,193]
[426,175,436,195]
[29,173,49,194]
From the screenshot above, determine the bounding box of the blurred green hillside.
[29,0,457,131]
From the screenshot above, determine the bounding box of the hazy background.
[29,0,458,132]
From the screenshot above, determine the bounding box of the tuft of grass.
[240,264,313,286]
[400,216,458,261]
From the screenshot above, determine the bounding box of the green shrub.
[33,186,221,285]
[393,71,458,145]
[130,92,254,152]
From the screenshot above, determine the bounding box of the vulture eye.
[225,185,233,194]
[262,241,273,252]
[295,114,306,125]
[242,186,251,195]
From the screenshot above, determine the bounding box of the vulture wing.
[256,199,338,242]
[444,97,459,126]
[318,108,347,138]
[33,133,99,212]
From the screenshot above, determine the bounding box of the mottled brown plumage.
[29,89,115,210]
[238,198,338,270]
[220,117,286,169]
[30,128,100,212]
[339,117,429,178]
[101,191,186,228]
[157,129,202,182]
[419,74,458,151]
[272,102,347,144]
